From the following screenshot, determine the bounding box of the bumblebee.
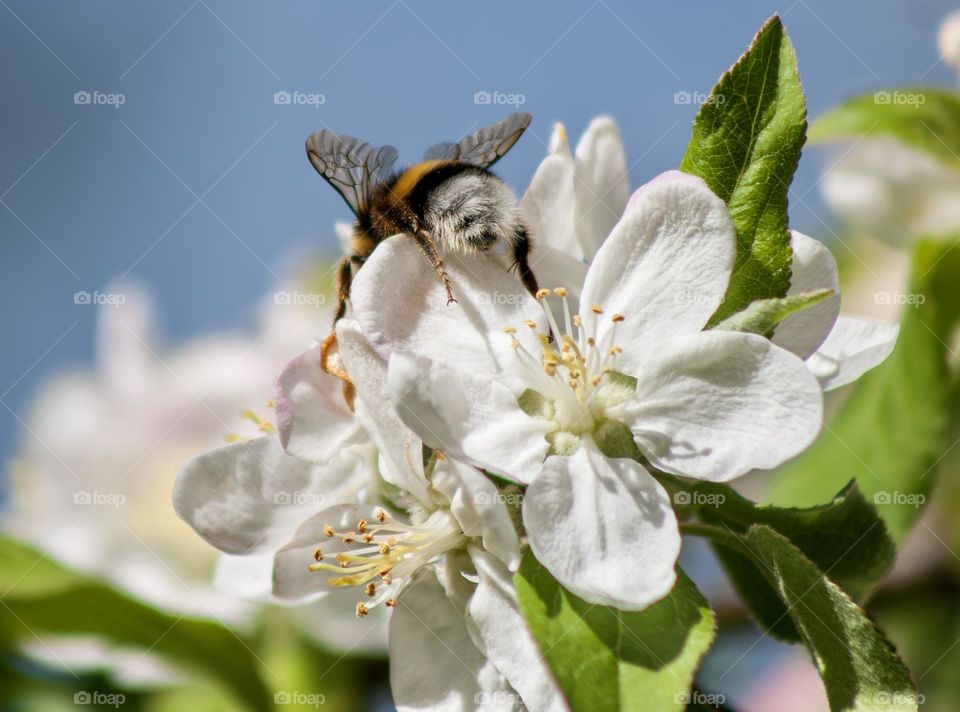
[306,112,540,324]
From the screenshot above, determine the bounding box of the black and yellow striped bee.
[306,113,540,324]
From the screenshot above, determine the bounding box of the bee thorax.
[422,172,522,254]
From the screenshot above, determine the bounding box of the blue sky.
[2,0,958,465]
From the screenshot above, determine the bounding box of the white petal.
[273,503,379,600]
[579,170,735,376]
[611,331,823,481]
[391,569,514,712]
[214,553,275,600]
[807,315,899,391]
[275,344,365,465]
[173,436,367,555]
[336,319,431,505]
[527,245,589,316]
[520,125,580,261]
[522,443,679,610]
[574,116,629,260]
[771,231,841,359]
[467,549,566,712]
[432,460,521,571]
[350,235,545,373]
[388,353,552,484]
[294,590,390,654]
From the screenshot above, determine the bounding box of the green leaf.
[768,240,960,542]
[714,289,833,335]
[0,536,272,712]
[810,89,960,172]
[741,525,918,712]
[680,15,806,323]
[681,480,894,641]
[515,556,715,712]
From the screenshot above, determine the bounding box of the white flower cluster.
[174,118,899,710]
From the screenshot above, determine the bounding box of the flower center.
[505,288,633,452]
[308,507,465,617]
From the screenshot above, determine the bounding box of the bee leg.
[511,226,540,297]
[411,230,457,305]
[332,256,353,325]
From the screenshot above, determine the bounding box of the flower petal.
[273,503,379,600]
[772,231,841,359]
[173,436,367,555]
[388,353,552,484]
[391,569,514,712]
[336,319,431,505]
[611,330,823,481]
[520,124,579,261]
[467,549,566,712]
[579,170,736,376]
[523,444,679,609]
[574,116,629,260]
[432,460,521,571]
[275,344,365,465]
[807,316,899,391]
[350,235,545,373]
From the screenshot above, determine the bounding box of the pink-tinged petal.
[274,343,365,465]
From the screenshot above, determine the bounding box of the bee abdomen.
[418,168,522,254]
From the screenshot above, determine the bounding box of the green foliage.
[769,240,960,542]
[0,536,272,712]
[810,89,960,172]
[680,15,806,323]
[515,557,715,712]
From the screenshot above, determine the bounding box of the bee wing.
[423,112,532,169]
[306,130,399,216]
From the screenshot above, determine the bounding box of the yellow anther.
[573,314,582,327]
[503,326,517,334]
[553,287,568,297]
[611,314,625,323]
[342,531,356,543]
[365,582,377,597]
[323,525,335,537]
[609,346,623,355]
[387,537,398,547]
[266,399,274,408]
[224,433,244,443]
[379,542,391,555]
[535,288,551,300]
[586,337,596,347]
[591,305,604,315]
[386,598,397,607]
[313,548,323,561]
[523,319,537,329]
[362,533,374,543]
[355,602,369,618]
[375,509,388,523]
[357,519,368,533]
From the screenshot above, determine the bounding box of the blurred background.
[3,1,960,710]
